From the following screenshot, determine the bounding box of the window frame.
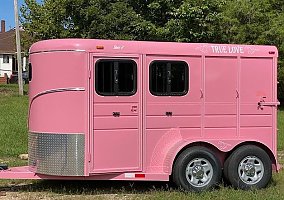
[95,59,137,96]
[3,55,9,64]
[149,60,189,96]
[28,63,32,82]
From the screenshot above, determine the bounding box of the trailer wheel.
[225,145,272,190]
[223,154,232,185]
[173,147,222,192]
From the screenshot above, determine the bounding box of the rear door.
[240,58,276,139]
[92,54,142,173]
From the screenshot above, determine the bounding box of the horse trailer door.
[91,55,142,173]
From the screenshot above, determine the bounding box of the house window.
[3,55,9,63]
[95,60,137,96]
[29,63,32,82]
[150,61,189,96]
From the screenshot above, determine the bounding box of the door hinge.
[236,90,239,99]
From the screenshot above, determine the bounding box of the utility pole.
[14,0,24,95]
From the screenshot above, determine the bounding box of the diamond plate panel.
[29,132,85,176]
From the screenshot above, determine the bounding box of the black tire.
[223,154,233,185]
[226,145,272,190]
[172,146,222,192]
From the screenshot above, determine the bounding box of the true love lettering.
[211,45,244,54]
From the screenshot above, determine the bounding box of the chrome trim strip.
[28,87,85,128]
[32,87,85,100]
[30,49,86,54]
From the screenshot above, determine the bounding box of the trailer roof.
[30,39,278,57]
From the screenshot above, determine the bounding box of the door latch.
[258,98,280,110]
[258,101,280,107]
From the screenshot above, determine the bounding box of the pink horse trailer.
[0,39,280,192]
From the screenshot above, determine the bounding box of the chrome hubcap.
[238,156,264,185]
[186,158,213,187]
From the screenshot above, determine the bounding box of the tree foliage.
[21,0,224,41]
[21,0,284,98]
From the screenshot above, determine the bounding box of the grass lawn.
[0,84,283,199]
[278,107,284,151]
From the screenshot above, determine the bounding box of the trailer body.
[0,39,279,190]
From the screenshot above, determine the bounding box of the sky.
[0,0,29,31]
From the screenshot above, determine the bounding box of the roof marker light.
[96,45,104,50]
[269,51,275,54]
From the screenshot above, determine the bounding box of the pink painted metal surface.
[92,129,140,172]
[1,39,279,181]
[91,55,142,173]
[29,39,278,58]
[0,166,168,181]
[29,51,88,133]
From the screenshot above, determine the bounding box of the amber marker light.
[96,45,104,50]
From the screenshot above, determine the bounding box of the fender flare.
[161,140,277,174]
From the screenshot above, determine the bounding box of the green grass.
[0,85,29,157]
[0,172,283,199]
[0,84,283,199]
[278,107,284,151]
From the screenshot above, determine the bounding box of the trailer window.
[96,60,137,96]
[150,61,188,96]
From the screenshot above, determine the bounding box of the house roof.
[0,29,16,54]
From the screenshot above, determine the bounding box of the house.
[0,20,27,79]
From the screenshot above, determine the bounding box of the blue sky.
[0,0,30,31]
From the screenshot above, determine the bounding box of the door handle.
[166,112,172,116]
[131,105,138,113]
[258,100,280,110]
[258,101,280,107]
[113,112,120,117]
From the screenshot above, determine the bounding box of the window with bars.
[150,61,189,96]
[95,60,137,96]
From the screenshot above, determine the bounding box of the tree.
[21,0,224,42]
[21,0,71,40]
[21,0,148,40]
[163,0,224,42]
